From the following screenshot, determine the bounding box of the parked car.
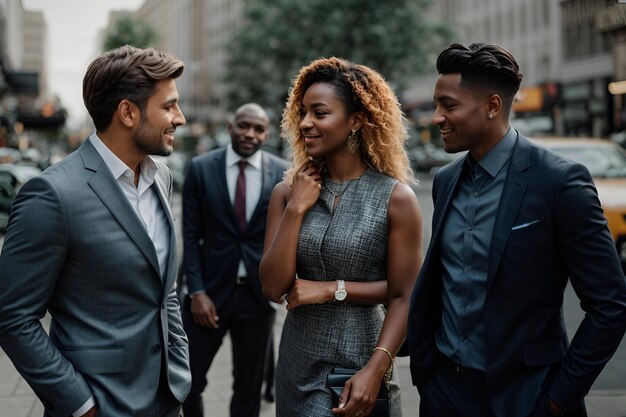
[530,137,626,273]
[0,163,41,233]
[0,147,22,164]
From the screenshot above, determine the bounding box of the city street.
[0,172,625,416]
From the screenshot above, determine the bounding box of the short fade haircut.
[82,45,184,132]
[436,43,523,115]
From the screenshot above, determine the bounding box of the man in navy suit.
[407,43,626,417]
[181,103,288,417]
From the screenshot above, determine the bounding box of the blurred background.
[1,0,626,226]
[1,0,625,156]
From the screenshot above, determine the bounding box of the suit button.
[151,344,161,354]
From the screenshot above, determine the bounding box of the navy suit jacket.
[407,132,626,417]
[182,147,288,312]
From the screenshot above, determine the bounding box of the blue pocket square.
[511,220,539,231]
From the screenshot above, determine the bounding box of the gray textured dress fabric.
[275,168,403,416]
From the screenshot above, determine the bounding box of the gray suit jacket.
[0,138,191,417]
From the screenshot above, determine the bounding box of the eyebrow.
[163,97,179,106]
[433,95,456,102]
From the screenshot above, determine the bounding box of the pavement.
[1,297,625,417]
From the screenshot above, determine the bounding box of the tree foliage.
[102,13,159,52]
[224,0,453,117]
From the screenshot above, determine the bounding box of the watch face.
[335,289,347,301]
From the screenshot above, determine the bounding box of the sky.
[22,0,145,128]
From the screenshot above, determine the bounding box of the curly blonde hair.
[281,57,414,184]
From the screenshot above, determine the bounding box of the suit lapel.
[249,152,272,227]
[431,158,464,249]
[152,168,177,285]
[213,149,239,228]
[80,140,161,278]
[486,133,532,291]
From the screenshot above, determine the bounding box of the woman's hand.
[331,367,384,417]
[285,279,335,310]
[286,161,321,214]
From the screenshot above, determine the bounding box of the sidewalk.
[0,306,418,417]
[1,304,625,416]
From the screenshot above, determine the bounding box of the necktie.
[234,160,247,232]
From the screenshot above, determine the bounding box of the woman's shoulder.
[272,179,290,195]
[365,168,399,187]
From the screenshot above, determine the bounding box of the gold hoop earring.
[346,129,359,153]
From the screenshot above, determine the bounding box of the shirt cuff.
[189,290,206,299]
[73,396,95,417]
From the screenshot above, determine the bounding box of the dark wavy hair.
[436,43,523,115]
[83,45,184,132]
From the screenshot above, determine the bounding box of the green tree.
[225,0,453,117]
[102,13,159,51]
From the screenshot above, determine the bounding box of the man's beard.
[133,119,173,156]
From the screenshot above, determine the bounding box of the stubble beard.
[134,120,173,157]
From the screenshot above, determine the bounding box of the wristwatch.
[334,280,347,301]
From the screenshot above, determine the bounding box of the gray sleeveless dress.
[275,168,403,416]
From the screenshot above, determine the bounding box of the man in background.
[182,103,288,417]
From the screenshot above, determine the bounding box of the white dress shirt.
[73,134,171,416]
[226,144,262,277]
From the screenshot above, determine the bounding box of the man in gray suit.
[0,45,191,417]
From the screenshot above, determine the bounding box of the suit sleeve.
[0,177,92,417]
[182,160,206,294]
[548,162,626,412]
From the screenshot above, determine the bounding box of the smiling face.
[133,77,185,156]
[228,106,269,158]
[432,73,494,158]
[299,82,358,159]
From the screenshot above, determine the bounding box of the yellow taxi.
[529,137,626,273]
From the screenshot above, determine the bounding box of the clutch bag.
[325,367,390,417]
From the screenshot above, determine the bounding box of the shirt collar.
[467,127,517,178]
[226,144,262,170]
[88,133,158,183]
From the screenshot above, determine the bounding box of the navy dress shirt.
[436,127,517,371]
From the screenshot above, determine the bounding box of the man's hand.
[548,398,563,416]
[80,406,97,417]
[190,293,219,328]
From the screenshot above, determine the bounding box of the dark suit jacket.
[407,132,626,417]
[182,147,288,312]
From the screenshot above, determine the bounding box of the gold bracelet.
[373,346,394,384]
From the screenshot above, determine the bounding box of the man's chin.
[152,147,173,157]
[234,147,258,157]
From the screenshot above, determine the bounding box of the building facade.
[110,0,624,137]
[403,0,563,137]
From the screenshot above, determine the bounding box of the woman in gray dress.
[260,57,423,417]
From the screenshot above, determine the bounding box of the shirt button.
[473,191,480,197]
[467,226,472,231]
[465,266,472,271]
[151,344,161,354]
